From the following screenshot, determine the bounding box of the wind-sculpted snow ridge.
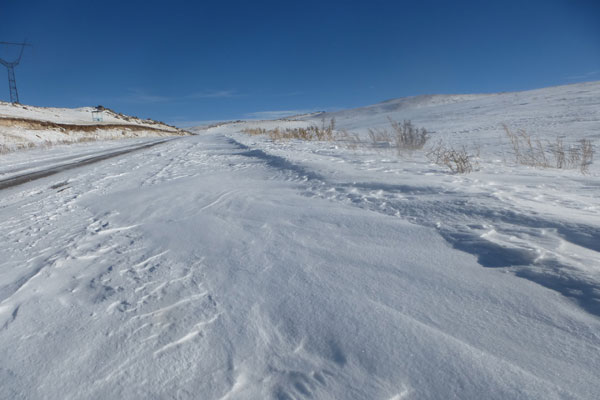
[0,101,190,153]
[226,134,600,317]
[0,132,598,399]
[1,81,599,399]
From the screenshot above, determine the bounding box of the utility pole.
[0,41,31,103]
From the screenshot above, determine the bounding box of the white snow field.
[1,82,599,399]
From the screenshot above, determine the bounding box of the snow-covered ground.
[1,82,599,399]
[212,80,600,162]
[0,102,189,153]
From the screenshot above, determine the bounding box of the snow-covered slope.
[0,102,190,153]
[304,81,600,141]
[200,81,599,161]
[1,82,599,399]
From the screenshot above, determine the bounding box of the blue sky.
[2,0,599,126]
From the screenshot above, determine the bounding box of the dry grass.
[503,124,594,173]
[389,118,429,152]
[336,129,363,149]
[243,118,337,142]
[0,116,190,155]
[0,117,189,136]
[426,141,475,173]
[0,135,125,155]
[244,118,429,158]
[241,119,596,175]
[367,118,429,154]
[580,139,594,174]
[367,127,393,148]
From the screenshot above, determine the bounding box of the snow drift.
[1,81,599,399]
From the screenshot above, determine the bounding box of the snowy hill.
[0,102,190,153]
[303,81,600,139]
[193,82,600,178]
[1,82,599,399]
[198,81,600,161]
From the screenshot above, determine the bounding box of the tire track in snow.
[0,138,174,190]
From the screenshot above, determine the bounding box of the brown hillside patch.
[0,117,189,136]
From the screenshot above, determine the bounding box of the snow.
[0,138,171,182]
[1,81,600,399]
[0,101,170,126]
[0,101,188,153]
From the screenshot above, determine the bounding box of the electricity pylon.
[0,41,31,103]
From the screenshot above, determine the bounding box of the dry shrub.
[579,139,594,174]
[503,124,547,167]
[242,118,431,157]
[503,124,594,173]
[427,141,474,173]
[337,129,362,149]
[319,117,336,141]
[367,119,429,154]
[389,118,429,152]
[367,127,393,148]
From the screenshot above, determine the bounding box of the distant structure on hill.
[92,108,104,122]
[0,41,31,104]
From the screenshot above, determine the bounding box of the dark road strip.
[0,139,172,190]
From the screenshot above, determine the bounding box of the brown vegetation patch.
[0,117,189,136]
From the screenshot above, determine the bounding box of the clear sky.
[2,0,599,126]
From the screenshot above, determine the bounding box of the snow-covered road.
[0,138,174,190]
[1,132,599,399]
